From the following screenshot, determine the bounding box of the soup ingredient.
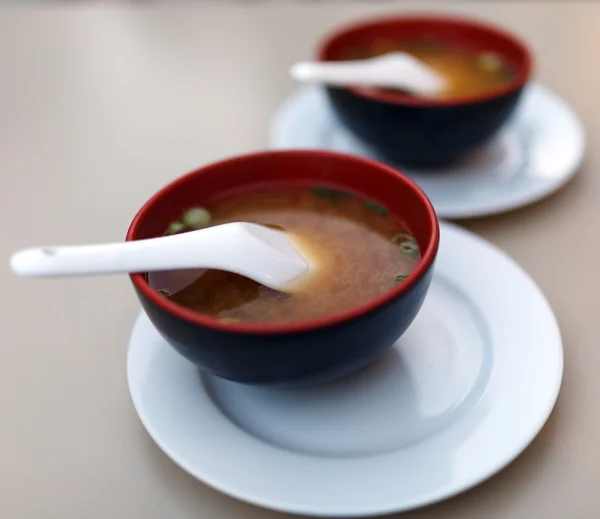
[157,186,421,324]
[395,274,408,285]
[345,39,515,99]
[477,52,503,73]
[364,199,389,216]
[392,233,420,255]
[182,207,212,229]
[165,207,212,235]
[166,221,186,236]
[311,186,352,204]
[219,317,239,323]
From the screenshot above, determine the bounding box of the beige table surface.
[1,2,599,518]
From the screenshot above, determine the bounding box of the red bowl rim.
[127,150,440,336]
[316,13,533,107]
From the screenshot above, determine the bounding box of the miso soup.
[155,186,421,324]
[346,38,515,99]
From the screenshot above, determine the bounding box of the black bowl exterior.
[326,86,526,165]
[135,261,434,387]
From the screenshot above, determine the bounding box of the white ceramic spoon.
[10,222,310,291]
[290,52,447,97]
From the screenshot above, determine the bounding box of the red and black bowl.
[318,14,533,166]
[127,150,439,387]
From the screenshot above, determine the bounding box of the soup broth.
[346,38,515,98]
[155,186,421,324]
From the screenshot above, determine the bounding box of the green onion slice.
[165,221,186,235]
[395,274,408,285]
[363,200,388,216]
[398,241,419,255]
[477,52,503,72]
[391,233,419,255]
[312,186,352,205]
[219,317,239,323]
[182,207,212,229]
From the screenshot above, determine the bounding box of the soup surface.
[154,186,421,324]
[345,38,515,99]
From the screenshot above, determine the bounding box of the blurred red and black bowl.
[317,14,533,166]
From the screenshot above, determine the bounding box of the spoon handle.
[9,237,199,277]
[291,60,390,87]
[9,225,244,278]
[9,223,309,290]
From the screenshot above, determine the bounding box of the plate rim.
[127,221,563,517]
[268,83,585,220]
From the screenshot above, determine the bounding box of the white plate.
[127,222,563,517]
[269,84,584,219]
